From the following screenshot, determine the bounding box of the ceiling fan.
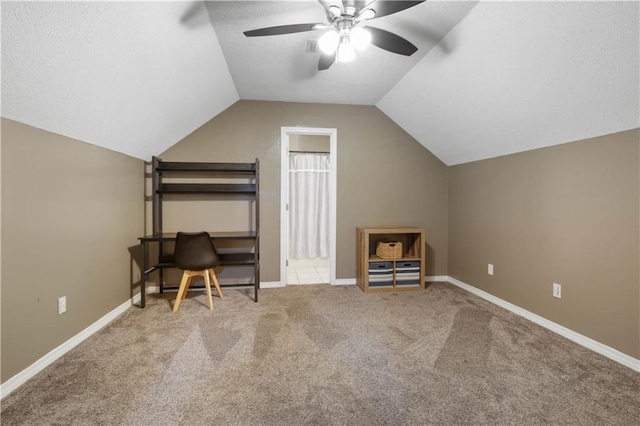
[243,0,425,70]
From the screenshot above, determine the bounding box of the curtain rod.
[289,150,330,154]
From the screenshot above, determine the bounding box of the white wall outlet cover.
[553,283,562,299]
[57,296,67,314]
[488,264,494,275]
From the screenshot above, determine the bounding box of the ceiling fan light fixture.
[318,30,339,54]
[337,36,356,63]
[350,27,371,51]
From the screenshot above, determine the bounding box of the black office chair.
[172,232,224,312]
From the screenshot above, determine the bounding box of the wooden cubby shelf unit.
[356,226,426,293]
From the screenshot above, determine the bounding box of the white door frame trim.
[280,127,337,286]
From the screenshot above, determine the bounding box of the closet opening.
[280,127,337,286]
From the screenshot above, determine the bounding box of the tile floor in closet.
[287,257,330,284]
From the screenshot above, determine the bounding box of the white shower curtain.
[289,152,330,259]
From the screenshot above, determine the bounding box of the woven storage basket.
[376,241,403,259]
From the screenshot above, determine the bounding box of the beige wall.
[159,100,449,282]
[289,134,330,152]
[1,118,144,383]
[1,105,637,386]
[448,129,640,358]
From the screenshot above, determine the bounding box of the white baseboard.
[1,295,137,399]
[445,276,640,372]
[426,275,449,282]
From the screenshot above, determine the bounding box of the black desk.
[138,231,260,307]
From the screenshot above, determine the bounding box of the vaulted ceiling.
[2,1,638,165]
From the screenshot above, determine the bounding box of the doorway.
[280,127,337,286]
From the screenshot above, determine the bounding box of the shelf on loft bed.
[157,183,256,194]
[156,161,256,173]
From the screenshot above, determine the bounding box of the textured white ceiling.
[378,0,640,165]
[1,1,638,165]
[1,1,238,160]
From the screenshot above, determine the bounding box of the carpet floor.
[1,282,639,425]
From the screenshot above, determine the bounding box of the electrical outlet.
[553,283,562,299]
[488,264,494,275]
[58,296,67,314]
